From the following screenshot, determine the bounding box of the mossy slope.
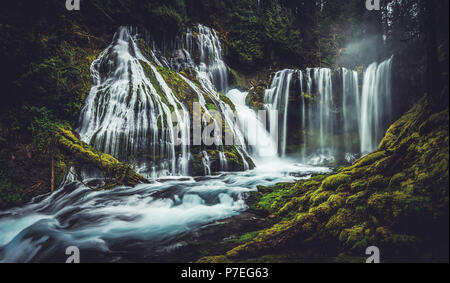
[198,96,449,263]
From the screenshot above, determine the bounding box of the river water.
[0,161,330,263]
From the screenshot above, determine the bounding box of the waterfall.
[78,27,191,177]
[185,24,252,171]
[314,68,334,153]
[360,57,393,154]
[342,68,361,154]
[264,57,392,164]
[226,89,278,160]
[77,25,253,177]
[264,69,293,157]
[201,151,211,175]
[189,24,229,93]
[265,68,335,160]
[219,151,228,171]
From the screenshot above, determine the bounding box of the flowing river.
[0,161,330,262]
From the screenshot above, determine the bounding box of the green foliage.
[28,107,63,154]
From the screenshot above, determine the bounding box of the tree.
[422,0,443,110]
[28,107,62,192]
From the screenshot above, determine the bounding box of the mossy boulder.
[198,96,449,263]
[55,127,148,186]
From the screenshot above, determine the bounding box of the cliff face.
[199,96,449,263]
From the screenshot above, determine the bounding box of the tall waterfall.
[342,68,361,153]
[78,25,252,177]
[360,57,393,154]
[263,57,393,163]
[265,68,336,160]
[314,68,334,153]
[194,24,229,93]
[78,27,191,176]
[264,69,293,157]
[185,24,250,170]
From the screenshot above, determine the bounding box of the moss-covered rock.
[198,96,449,263]
[246,81,267,111]
[55,127,148,186]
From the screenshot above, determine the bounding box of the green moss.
[206,103,217,111]
[139,60,169,105]
[367,174,389,189]
[311,191,334,206]
[55,126,148,186]
[389,173,407,188]
[200,98,449,263]
[321,173,351,191]
[234,231,260,244]
[324,208,358,238]
[339,224,368,251]
[250,182,297,213]
[346,191,369,207]
[353,151,387,168]
[350,180,367,192]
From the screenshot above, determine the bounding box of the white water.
[226,89,278,160]
[0,164,330,262]
[360,57,393,154]
[265,68,335,160]
[342,68,361,153]
[264,69,293,157]
[314,68,334,153]
[264,58,392,162]
[78,27,190,177]
[195,24,229,93]
[185,25,253,171]
[78,25,253,177]
[0,23,394,263]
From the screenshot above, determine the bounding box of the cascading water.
[201,151,211,175]
[341,68,361,155]
[360,57,393,154]
[264,57,392,163]
[0,23,364,263]
[77,25,254,177]
[226,89,278,161]
[314,68,334,154]
[195,25,229,93]
[264,69,293,157]
[265,68,336,162]
[78,27,191,177]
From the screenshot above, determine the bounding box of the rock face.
[198,96,449,263]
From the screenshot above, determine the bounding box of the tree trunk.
[424,0,442,110]
[51,154,55,193]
